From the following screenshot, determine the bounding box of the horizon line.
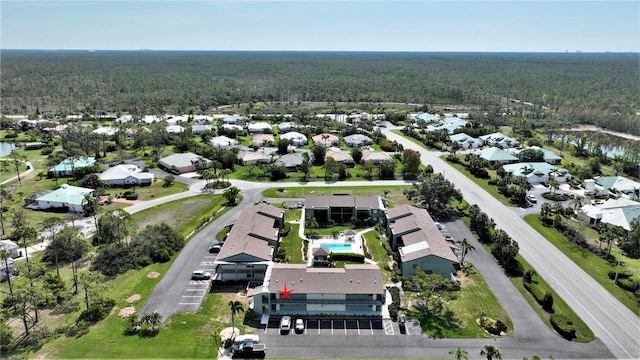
[2,48,639,54]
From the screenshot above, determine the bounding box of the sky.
[1,0,638,52]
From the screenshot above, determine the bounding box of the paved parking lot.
[262,317,418,337]
[175,254,217,312]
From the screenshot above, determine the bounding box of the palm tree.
[449,347,469,360]
[480,344,502,360]
[456,238,475,267]
[228,300,244,339]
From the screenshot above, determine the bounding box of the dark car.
[209,242,223,253]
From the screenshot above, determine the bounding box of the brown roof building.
[251,264,385,316]
[386,205,458,280]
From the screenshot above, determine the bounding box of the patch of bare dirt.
[126,294,141,303]
[119,306,136,318]
[147,271,160,278]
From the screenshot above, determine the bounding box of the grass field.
[280,223,305,264]
[406,264,513,339]
[523,215,640,314]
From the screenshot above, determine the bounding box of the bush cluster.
[616,278,640,292]
[331,252,365,263]
[279,222,291,237]
[388,287,401,321]
[523,281,554,311]
[479,315,507,335]
[550,314,576,340]
[77,298,116,323]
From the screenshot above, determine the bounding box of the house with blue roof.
[413,112,440,123]
[578,198,640,231]
[49,157,97,177]
[480,132,519,149]
[521,146,563,165]
[475,147,519,166]
[593,176,640,200]
[425,117,469,134]
[502,162,572,185]
[449,133,483,149]
[33,184,93,212]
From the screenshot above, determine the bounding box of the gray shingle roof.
[267,264,383,295]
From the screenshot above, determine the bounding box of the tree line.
[1,50,638,135]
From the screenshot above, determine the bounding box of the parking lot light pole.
[613,246,622,282]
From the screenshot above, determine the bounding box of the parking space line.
[370,320,374,335]
[178,302,200,305]
[181,295,203,298]
[384,320,394,335]
[357,320,360,335]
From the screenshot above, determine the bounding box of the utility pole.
[614,247,622,282]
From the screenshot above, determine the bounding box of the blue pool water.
[320,243,352,251]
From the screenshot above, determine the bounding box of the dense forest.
[1,50,638,135]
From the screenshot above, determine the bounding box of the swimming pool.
[319,243,352,252]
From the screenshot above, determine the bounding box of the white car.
[191,270,212,280]
[295,318,305,333]
[280,316,291,333]
[526,195,537,203]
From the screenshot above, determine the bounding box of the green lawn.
[362,230,393,283]
[407,264,513,338]
[524,215,640,314]
[0,159,28,181]
[104,180,188,201]
[280,223,305,264]
[506,253,594,342]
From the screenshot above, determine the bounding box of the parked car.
[398,314,406,329]
[209,241,223,253]
[526,194,537,203]
[435,222,444,230]
[191,270,212,280]
[296,201,304,208]
[280,316,291,333]
[294,318,305,333]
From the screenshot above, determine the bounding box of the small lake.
[0,142,15,157]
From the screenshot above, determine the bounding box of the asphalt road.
[384,128,640,359]
[138,188,263,319]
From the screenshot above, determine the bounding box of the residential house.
[93,126,118,136]
[280,132,308,146]
[449,133,483,149]
[158,153,212,174]
[305,195,385,225]
[577,198,640,231]
[33,184,94,213]
[251,134,275,147]
[191,124,212,135]
[413,112,440,123]
[250,263,385,317]
[361,149,393,164]
[502,162,571,185]
[99,164,154,186]
[0,240,20,258]
[214,204,284,282]
[475,147,519,166]
[0,258,15,282]
[385,205,458,280]
[344,134,373,148]
[522,146,563,165]
[222,124,244,133]
[277,122,300,133]
[312,133,340,148]
[479,132,519,149]
[325,149,355,166]
[248,122,273,134]
[141,115,163,124]
[592,176,640,200]
[165,125,185,134]
[274,152,310,171]
[49,157,96,178]
[222,115,246,125]
[237,151,272,166]
[208,136,240,148]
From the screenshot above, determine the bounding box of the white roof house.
[277,122,300,132]
[99,164,154,186]
[222,124,244,133]
[279,132,308,146]
[344,134,373,148]
[414,112,440,123]
[521,146,563,165]
[475,147,519,165]
[502,162,572,185]
[34,184,94,213]
[480,132,519,149]
[248,122,273,134]
[222,115,247,125]
[449,133,483,149]
[577,198,640,231]
[142,115,164,124]
[191,124,212,135]
[166,125,185,134]
[209,136,240,148]
[166,115,188,125]
[115,115,134,123]
[593,176,640,200]
[93,127,118,136]
[192,115,215,124]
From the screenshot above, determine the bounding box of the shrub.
[616,278,640,292]
[523,281,553,311]
[550,313,576,340]
[388,286,401,321]
[608,269,633,280]
[78,298,116,323]
[3,132,18,139]
[40,147,54,155]
[479,315,507,335]
[331,252,365,263]
[280,222,291,237]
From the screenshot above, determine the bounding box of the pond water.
[554,131,639,159]
[0,142,15,157]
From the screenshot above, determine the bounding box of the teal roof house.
[34,184,93,213]
[49,157,96,177]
